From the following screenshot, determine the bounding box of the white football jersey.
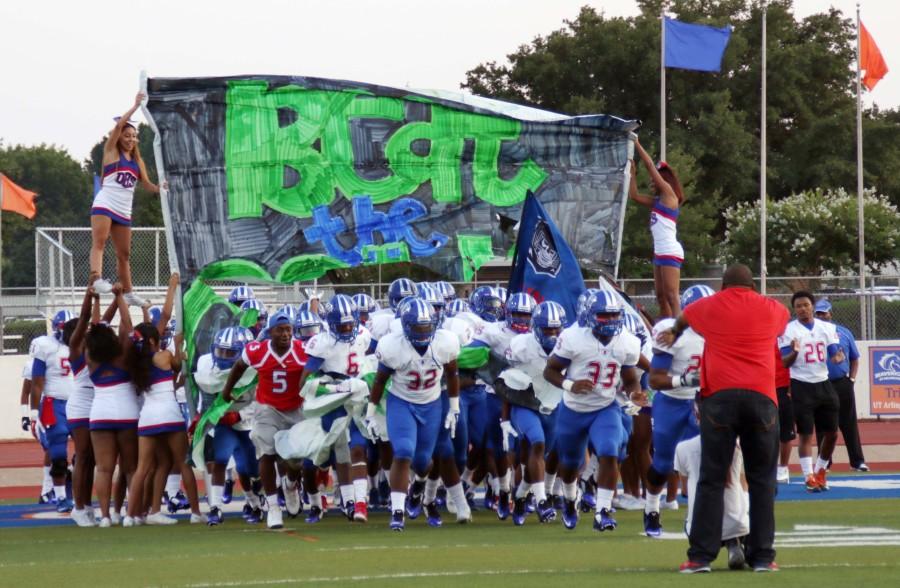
[472,321,517,383]
[552,325,641,412]
[454,311,485,332]
[369,309,396,342]
[304,326,372,379]
[29,336,74,400]
[652,318,705,400]
[193,353,257,396]
[375,329,460,404]
[506,333,562,410]
[441,316,475,347]
[778,319,839,383]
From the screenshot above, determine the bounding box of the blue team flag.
[664,17,732,72]
[508,192,585,321]
[93,174,102,196]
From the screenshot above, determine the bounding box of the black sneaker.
[390,509,405,531]
[512,497,527,526]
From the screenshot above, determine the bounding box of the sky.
[0,0,897,162]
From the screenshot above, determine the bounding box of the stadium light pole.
[759,0,767,295]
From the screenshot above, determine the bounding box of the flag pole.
[760,0,768,294]
[856,3,868,339]
[660,4,667,161]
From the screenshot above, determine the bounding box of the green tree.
[723,188,900,276]
[463,0,900,275]
[0,143,92,287]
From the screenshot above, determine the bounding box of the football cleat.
[562,499,579,530]
[166,490,190,513]
[207,506,223,526]
[344,500,355,522]
[369,487,381,508]
[284,485,302,517]
[496,491,511,520]
[579,486,596,513]
[815,468,829,491]
[425,502,443,527]
[245,508,263,524]
[679,561,711,574]
[223,479,234,504]
[390,509,405,531]
[305,505,324,524]
[525,493,537,514]
[242,503,253,519]
[55,497,73,513]
[552,494,564,511]
[593,508,617,532]
[752,561,779,573]
[483,485,496,510]
[435,486,447,508]
[38,488,56,504]
[643,511,662,537]
[512,497,527,526]
[267,507,284,530]
[537,499,557,523]
[406,481,425,519]
[353,501,368,523]
[805,474,822,493]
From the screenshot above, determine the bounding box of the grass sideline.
[2,499,899,587]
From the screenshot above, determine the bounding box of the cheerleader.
[89,92,164,307]
[628,137,685,318]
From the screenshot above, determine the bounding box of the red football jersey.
[241,339,307,411]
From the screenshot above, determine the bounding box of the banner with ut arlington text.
[146,76,638,286]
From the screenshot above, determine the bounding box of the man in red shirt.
[658,264,789,573]
[223,311,307,529]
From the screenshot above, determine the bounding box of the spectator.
[814,300,868,471]
[658,264,788,573]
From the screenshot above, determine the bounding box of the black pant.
[830,377,866,467]
[688,389,779,567]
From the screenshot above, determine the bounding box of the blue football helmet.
[435,281,456,303]
[681,285,716,309]
[51,310,74,341]
[274,305,298,324]
[581,291,623,339]
[576,288,602,319]
[352,293,379,325]
[211,326,254,370]
[394,295,421,318]
[399,298,436,351]
[532,301,567,354]
[505,292,537,333]
[621,313,648,347]
[228,286,255,306]
[417,284,446,326]
[388,278,417,310]
[326,294,359,343]
[472,286,504,323]
[294,310,322,342]
[298,300,330,322]
[496,287,508,304]
[445,299,471,318]
[240,299,268,334]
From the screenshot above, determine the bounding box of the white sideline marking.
[182,569,588,587]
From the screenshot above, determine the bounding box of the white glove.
[336,380,353,394]
[304,288,324,302]
[622,401,642,417]
[31,409,45,439]
[444,396,461,438]
[500,420,518,452]
[682,370,701,388]
[364,402,380,441]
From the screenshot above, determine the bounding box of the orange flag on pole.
[0,174,37,219]
[860,21,888,91]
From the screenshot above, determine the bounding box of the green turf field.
[2,499,899,587]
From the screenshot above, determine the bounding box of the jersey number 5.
[59,357,71,377]
[272,370,287,394]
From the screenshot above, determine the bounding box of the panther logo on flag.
[527,220,561,278]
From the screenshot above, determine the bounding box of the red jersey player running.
[222,311,307,529]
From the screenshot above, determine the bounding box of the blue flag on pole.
[507,192,586,321]
[664,17,732,72]
[93,174,102,196]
